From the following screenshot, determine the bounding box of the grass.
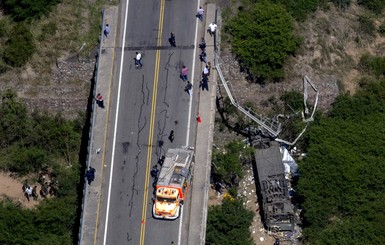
[25,0,115,74]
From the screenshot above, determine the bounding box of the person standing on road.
[196,6,204,21]
[151,165,159,178]
[185,81,193,95]
[180,66,188,81]
[158,155,165,167]
[169,32,176,47]
[134,52,143,68]
[168,130,175,142]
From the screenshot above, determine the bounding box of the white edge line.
[185,0,200,148]
[102,0,129,244]
[180,2,201,244]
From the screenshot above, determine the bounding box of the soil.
[0,172,41,209]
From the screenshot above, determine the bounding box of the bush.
[212,141,254,186]
[2,0,62,22]
[2,24,35,67]
[378,22,385,36]
[0,90,29,147]
[359,54,385,77]
[206,198,254,245]
[297,80,385,243]
[357,0,385,14]
[4,146,50,174]
[271,0,319,21]
[358,14,376,37]
[280,90,304,112]
[225,1,299,82]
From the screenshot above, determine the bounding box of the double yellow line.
[139,0,166,244]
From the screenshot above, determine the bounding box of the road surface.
[96,0,200,244]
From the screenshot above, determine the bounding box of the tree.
[271,0,319,20]
[212,141,254,186]
[357,0,385,14]
[296,80,385,244]
[0,90,29,147]
[2,24,35,67]
[225,1,299,82]
[206,198,254,245]
[2,0,62,22]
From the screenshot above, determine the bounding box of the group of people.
[133,6,216,96]
[23,172,60,202]
[23,185,38,202]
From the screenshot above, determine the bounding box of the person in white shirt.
[208,22,217,37]
[135,52,143,68]
[203,66,209,77]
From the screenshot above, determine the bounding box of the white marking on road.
[180,2,201,244]
[103,0,130,244]
[185,0,200,147]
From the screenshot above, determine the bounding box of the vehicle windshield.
[156,197,177,203]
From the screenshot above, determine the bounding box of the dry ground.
[0,172,41,209]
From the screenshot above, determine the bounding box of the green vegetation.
[378,21,385,36]
[2,0,62,22]
[358,14,376,37]
[271,0,319,21]
[280,90,304,112]
[358,0,385,14]
[211,141,254,186]
[0,0,111,73]
[296,80,385,244]
[359,54,385,77]
[2,23,35,67]
[206,198,254,245]
[0,90,83,244]
[225,1,300,82]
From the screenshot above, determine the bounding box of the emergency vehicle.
[152,147,194,220]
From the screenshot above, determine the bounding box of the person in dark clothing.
[199,37,206,51]
[168,130,175,142]
[200,76,209,91]
[274,238,280,245]
[215,182,223,194]
[151,165,159,178]
[199,51,207,63]
[86,166,96,185]
[158,155,165,167]
[184,81,193,95]
[169,32,176,47]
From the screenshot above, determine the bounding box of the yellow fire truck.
[152,147,194,220]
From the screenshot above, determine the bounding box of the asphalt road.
[100,0,200,244]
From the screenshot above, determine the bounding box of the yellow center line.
[140,0,165,244]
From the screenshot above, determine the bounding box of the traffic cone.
[196,113,202,123]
